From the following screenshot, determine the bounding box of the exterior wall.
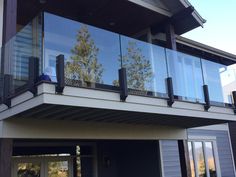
[0,0,3,46]
[0,118,187,140]
[228,122,236,171]
[188,128,236,177]
[160,140,182,177]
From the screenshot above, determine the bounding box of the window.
[188,140,220,177]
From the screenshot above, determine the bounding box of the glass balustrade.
[202,59,236,105]
[166,49,204,102]
[43,12,121,89]
[120,35,168,97]
[0,11,235,107]
[2,13,43,95]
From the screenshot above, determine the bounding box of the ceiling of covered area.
[17,0,204,37]
[13,104,228,128]
[17,0,168,36]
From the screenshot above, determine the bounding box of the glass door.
[45,157,72,177]
[12,158,42,177]
[12,156,73,177]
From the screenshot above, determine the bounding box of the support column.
[1,0,17,74]
[2,0,17,44]
[178,140,191,177]
[165,23,177,50]
[0,138,13,177]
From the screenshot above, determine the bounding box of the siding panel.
[161,140,182,177]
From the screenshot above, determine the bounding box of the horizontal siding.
[161,140,182,177]
[188,129,235,177]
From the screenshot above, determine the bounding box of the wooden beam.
[2,0,17,44]
[178,140,192,177]
[0,138,13,177]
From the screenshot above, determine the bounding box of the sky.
[182,0,236,55]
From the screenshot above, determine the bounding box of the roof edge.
[176,35,236,62]
[179,0,206,27]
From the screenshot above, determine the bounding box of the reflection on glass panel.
[4,13,42,94]
[17,163,41,177]
[194,142,206,177]
[44,12,120,87]
[48,161,69,177]
[120,36,167,96]
[205,142,217,177]
[76,146,82,177]
[202,59,236,104]
[188,142,196,177]
[166,49,204,102]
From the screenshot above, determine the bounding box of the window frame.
[188,136,221,177]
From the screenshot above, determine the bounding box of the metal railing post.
[167,77,174,107]
[55,54,65,93]
[119,67,128,101]
[28,57,39,95]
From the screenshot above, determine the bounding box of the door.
[12,156,73,177]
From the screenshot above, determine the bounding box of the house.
[0,0,236,177]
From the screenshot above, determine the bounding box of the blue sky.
[183,0,236,55]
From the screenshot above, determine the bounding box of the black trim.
[28,57,39,95]
[3,74,12,107]
[56,54,65,93]
[232,91,236,114]
[167,77,174,106]
[119,68,128,101]
[203,85,210,111]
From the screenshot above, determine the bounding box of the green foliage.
[65,25,103,83]
[118,41,153,90]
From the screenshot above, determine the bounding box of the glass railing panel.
[202,59,236,104]
[43,12,121,89]
[2,13,43,95]
[166,49,204,102]
[120,36,168,97]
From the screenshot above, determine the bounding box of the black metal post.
[28,57,39,95]
[3,74,12,107]
[56,54,65,93]
[167,77,174,106]
[232,91,236,114]
[203,85,210,111]
[119,68,128,101]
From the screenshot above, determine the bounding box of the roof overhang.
[176,35,236,63]
[17,0,205,36]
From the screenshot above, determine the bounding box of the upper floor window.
[188,140,220,177]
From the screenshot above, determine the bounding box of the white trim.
[188,136,217,141]
[1,83,236,122]
[159,140,165,177]
[11,91,34,107]
[212,141,222,177]
[190,124,229,131]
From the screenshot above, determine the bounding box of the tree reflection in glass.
[48,161,69,177]
[65,25,103,87]
[17,163,41,177]
[194,142,206,177]
[205,142,217,177]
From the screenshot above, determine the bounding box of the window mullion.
[192,142,199,177]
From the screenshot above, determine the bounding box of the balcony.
[0,12,236,126]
